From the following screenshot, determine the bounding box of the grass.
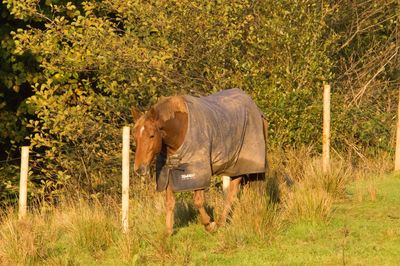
[266,173,400,265]
[1,151,399,265]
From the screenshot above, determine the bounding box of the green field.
[199,174,400,265]
[1,172,400,265]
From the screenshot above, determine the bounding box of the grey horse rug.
[156,88,266,192]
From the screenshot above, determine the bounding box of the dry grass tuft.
[267,146,356,223]
[0,209,62,265]
[280,183,333,223]
[218,186,281,249]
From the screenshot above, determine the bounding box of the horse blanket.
[156,88,266,192]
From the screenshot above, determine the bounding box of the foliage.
[331,0,399,154]
[0,2,39,206]
[0,3,35,151]
[0,0,399,203]
[6,0,336,196]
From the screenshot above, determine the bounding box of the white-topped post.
[122,126,130,232]
[19,146,29,219]
[322,84,331,173]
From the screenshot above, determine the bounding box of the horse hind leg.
[218,176,242,227]
[222,175,231,197]
[193,190,216,232]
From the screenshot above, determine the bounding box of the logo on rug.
[181,173,195,180]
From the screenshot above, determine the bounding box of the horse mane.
[146,96,187,122]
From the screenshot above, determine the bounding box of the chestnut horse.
[132,89,267,235]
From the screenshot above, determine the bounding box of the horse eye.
[149,134,155,138]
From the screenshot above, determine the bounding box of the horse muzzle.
[134,165,150,176]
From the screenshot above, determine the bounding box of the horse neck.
[160,111,188,156]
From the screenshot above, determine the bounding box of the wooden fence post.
[19,146,29,220]
[394,88,400,171]
[322,84,331,174]
[122,126,130,233]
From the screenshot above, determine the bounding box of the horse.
[132,88,268,236]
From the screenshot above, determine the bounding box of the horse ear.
[131,107,142,121]
[147,107,157,119]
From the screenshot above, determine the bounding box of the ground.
[1,173,400,265]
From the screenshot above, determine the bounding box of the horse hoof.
[205,222,217,232]
[165,229,174,237]
[217,221,226,228]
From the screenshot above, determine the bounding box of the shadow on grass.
[174,201,215,230]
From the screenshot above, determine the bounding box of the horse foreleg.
[218,176,242,227]
[193,190,216,232]
[165,183,176,236]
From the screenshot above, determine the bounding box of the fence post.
[395,88,400,171]
[322,84,331,173]
[122,126,130,233]
[19,146,29,220]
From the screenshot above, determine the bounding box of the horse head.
[132,108,165,176]
[131,96,188,176]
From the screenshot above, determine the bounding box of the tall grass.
[218,187,281,249]
[268,146,382,223]
[0,199,120,265]
[0,148,392,265]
